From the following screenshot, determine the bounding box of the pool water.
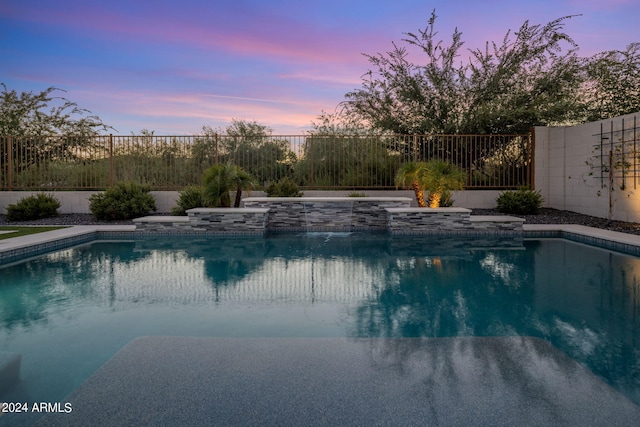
[1,233,640,414]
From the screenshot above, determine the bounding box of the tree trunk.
[412,180,426,207]
[234,187,242,208]
[428,191,442,208]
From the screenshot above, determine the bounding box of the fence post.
[528,129,535,189]
[109,134,114,187]
[413,135,418,162]
[6,136,13,191]
[308,137,314,188]
[215,133,219,164]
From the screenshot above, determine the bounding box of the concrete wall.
[0,189,503,214]
[534,111,640,222]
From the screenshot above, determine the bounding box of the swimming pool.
[1,233,639,424]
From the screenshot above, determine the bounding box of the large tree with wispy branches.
[0,84,111,137]
[343,11,640,135]
[0,84,113,187]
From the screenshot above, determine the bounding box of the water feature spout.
[302,199,354,233]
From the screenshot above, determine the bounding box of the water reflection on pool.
[1,233,639,415]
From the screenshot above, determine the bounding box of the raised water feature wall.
[385,208,525,235]
[133,197,524,235]
[241,197,412,232]
[133,208,269,234]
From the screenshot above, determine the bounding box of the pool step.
[133,209,270,234]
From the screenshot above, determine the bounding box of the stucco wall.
[0,191,179,214]
[0,189,503,214]
[535,111,640,222]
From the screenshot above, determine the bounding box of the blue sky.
[1,0,638,134]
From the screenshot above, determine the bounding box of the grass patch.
[0,226,69,240]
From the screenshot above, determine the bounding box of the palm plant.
[203,163,255,207]
[420,160,466,208]
[396,160,467,208]
[395,162,428,207]
[230,165,255,207]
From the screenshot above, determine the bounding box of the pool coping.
[523,224,640,256]
[0,225,135,264]
[1,223,640,263]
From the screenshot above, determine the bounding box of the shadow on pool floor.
[36,336,640,426]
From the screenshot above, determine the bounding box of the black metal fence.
[0,133,533,190]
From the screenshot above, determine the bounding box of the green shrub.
[496,188,544,215]
[265,177,303,197]
[346,192,367,197]
[89,182,156,220]
[172,185,205,215]
[6,193,61,221]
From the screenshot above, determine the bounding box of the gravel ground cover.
[1,208,640,235]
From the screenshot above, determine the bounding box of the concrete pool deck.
[37,336,640,426]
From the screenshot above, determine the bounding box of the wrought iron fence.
[0,133,533,190]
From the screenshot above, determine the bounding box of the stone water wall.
[132,199,524,235]
[386,208,525,235]
[133,208,269,234]
[241,197,412,232]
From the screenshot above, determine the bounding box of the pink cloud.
[75,87,321,134]
[277,72,362,86]
[5,2,379,67]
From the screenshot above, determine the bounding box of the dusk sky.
[2,0,638,135]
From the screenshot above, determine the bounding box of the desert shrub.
[89,182,156,220]
[13,161,111,189]
[172,185,205,215]
[496,188,543,215]
[265,177,303,197]
[6,193,61,221]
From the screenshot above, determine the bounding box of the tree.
[583,43,640,121]
[0,84,112,188]
[395,160,466,207]
[395,162,428,207]
[343,12,639,136]
[229,165,256,207]
[202,163,255,208]
[293,111,401,188]
[418,160,466,208]
[308,110,381,136]
[204,120,296,186]
[0,84,111,137]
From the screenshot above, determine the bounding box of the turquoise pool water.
[1,233,640,420]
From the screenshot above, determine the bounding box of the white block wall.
[0,191,179,214]
[535,111,640,222]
